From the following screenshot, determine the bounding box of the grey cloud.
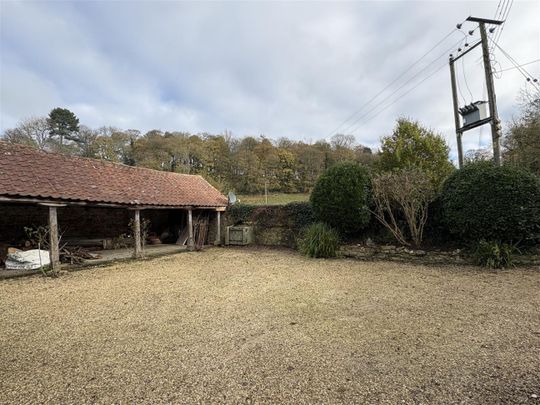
[1,0,538,161]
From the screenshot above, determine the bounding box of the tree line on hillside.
[2,89,538,193]
[1,108,376,193]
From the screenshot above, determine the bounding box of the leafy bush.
[298,222,340,258]
[473,240,516,269]
[283,202,315,230]
[250,206,280,228]
[441,161,540,244]
[378,118,454,188]
[371,169,436,247]
[227,203,257,225]
[310,162,371,235]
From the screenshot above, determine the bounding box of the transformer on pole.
[449,16,503,168]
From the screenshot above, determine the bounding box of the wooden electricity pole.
[476,19,502,166]
[449,56,464,168]
[450,16,503,168]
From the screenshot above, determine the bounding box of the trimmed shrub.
[310,162,371,235]
[441,161,540,244]
[283,202,315,230]
[473,240,516,269]
[298,222,340,258]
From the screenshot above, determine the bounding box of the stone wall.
[224,203,315,248]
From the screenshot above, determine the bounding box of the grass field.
[237,192,309,205]
[1,247,539,404]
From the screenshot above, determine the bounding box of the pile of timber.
[60,246,101,265]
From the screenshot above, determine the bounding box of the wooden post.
[48,206,60,272]
[449,55,464,169]
[214,211,221,246]
[479,21,502,166]
[187,208,194,251]
[133,209,142,258]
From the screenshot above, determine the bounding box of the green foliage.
[3,117,377,194]
[441,161,540,244]
[283,202,315,230]
[473,240,516,269]
[47,108,80,143]
[298,222,340,258]
[503,89,540,175]
[310,162,371,235]
[227,203,257,225]
[378,118,454,187]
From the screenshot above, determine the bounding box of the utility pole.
[449,55,464,168]
[449,16,503,168]
[477,19,502,166]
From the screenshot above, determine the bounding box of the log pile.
[60,246,101,264]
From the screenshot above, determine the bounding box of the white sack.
[5,249,51,270]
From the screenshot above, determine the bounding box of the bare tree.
[3,117,50,150]
[330,133,355,149]
[371,169,436,247]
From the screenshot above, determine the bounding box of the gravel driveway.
[1,247,539,404]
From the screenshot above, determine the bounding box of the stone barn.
[0,142,228,271]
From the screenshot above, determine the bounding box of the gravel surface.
[1,247,539,404]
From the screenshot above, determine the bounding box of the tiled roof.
[0,142,228,208]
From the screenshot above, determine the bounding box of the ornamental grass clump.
[473,240,517,269]
[298,222,340,258]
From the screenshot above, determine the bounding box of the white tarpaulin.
[5,249,51,270]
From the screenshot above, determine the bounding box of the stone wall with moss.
[224,203,315,248]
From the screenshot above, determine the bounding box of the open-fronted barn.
[0,141,228,271]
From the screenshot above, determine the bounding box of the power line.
[326,27,463,138]
[493,0,504,19]
[492,0,514,50]
[349,62,449,134]
[461,55,474,102]
[338,36,467,135]
[455,58,467,104]
[493,59,540,74]
[490,40,540,91]
[493,0,504,20]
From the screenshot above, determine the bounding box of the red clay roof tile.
[0,142,228,207]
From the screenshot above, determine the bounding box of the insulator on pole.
[457,23,463,29]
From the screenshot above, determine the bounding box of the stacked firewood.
[60,246,101,264]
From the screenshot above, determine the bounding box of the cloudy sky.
[1,0,539,160]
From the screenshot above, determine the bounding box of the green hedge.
[227,203,257,225]
[310,162,371,235]
[441,161,540,244]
